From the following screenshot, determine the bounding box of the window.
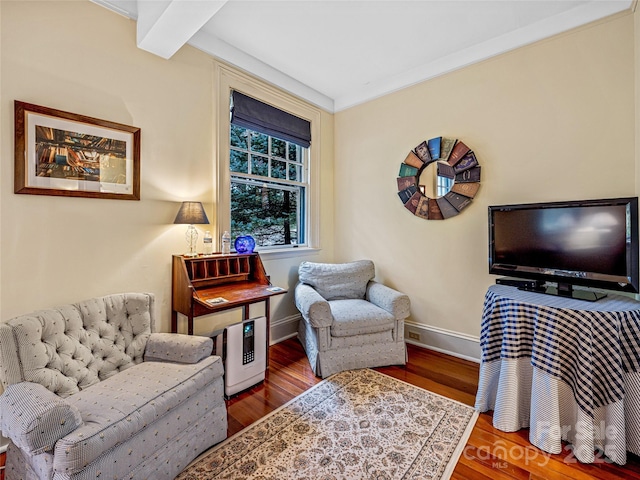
[216,65,321,254]
[436,174,454,197]
[230,125,308,247]
[229,91,311,248]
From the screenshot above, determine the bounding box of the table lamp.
[174,201,210,257]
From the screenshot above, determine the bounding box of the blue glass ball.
[234,235,256,254]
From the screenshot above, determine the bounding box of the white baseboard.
[270,314,300,344]
[270,315,480,363]
[404,321,481,363]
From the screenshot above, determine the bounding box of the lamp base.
[184,224,198,257]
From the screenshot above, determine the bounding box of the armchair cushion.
[0,382,83,455]
[366,281,411,320]
[329,299,395,337]
[144,332,212,364]
[294,283,334,328]
[298,260,375,301]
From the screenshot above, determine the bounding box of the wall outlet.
[408,331,420,341]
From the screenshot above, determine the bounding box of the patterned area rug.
[177,369,478,480]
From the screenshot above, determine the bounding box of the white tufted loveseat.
[0,293,227,480]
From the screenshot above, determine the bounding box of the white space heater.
[215,316,267,397]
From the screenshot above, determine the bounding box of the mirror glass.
[418,161,455,198]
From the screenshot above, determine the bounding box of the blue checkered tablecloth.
[480,284,640,418]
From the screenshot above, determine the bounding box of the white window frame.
[215,63,321,258]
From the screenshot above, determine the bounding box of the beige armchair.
[295,260,410,378]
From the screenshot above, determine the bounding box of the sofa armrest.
[0,382,83,455]
[366,281,411,320]
[295,283,334,328]
[144,333,213,364]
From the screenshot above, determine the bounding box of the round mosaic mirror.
[397,137,481,220]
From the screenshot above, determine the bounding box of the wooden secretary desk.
[171,253,287,352]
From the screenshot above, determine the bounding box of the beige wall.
[334,13,636,338]
[0,1,637,349]
[0,0,334,334]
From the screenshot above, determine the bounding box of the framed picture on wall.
[14,101,141,200]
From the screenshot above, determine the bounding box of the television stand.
[519,282,607,302]
[476,284,640,464]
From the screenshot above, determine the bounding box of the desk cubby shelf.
[186,255,252,287]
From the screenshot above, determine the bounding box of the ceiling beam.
[137,0,228,59]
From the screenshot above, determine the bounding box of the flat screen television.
[488,197,639,301]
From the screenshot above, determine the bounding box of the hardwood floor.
[228,337,640,480]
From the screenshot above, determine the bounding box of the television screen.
[489,197,639,297]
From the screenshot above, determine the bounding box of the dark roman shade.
[231,91,311,148]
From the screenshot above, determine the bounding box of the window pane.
[288,144,299,162]
[250,132,268,154]
[230,150,248,173]
[272,138,286,158]
[230,125,248,149]
[272,160,286,179]
[437,176,454,197]
[251,155,268,176]
[231,181,300,246]
[288,163,300,181]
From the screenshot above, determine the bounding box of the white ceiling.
[93,0,635,112]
